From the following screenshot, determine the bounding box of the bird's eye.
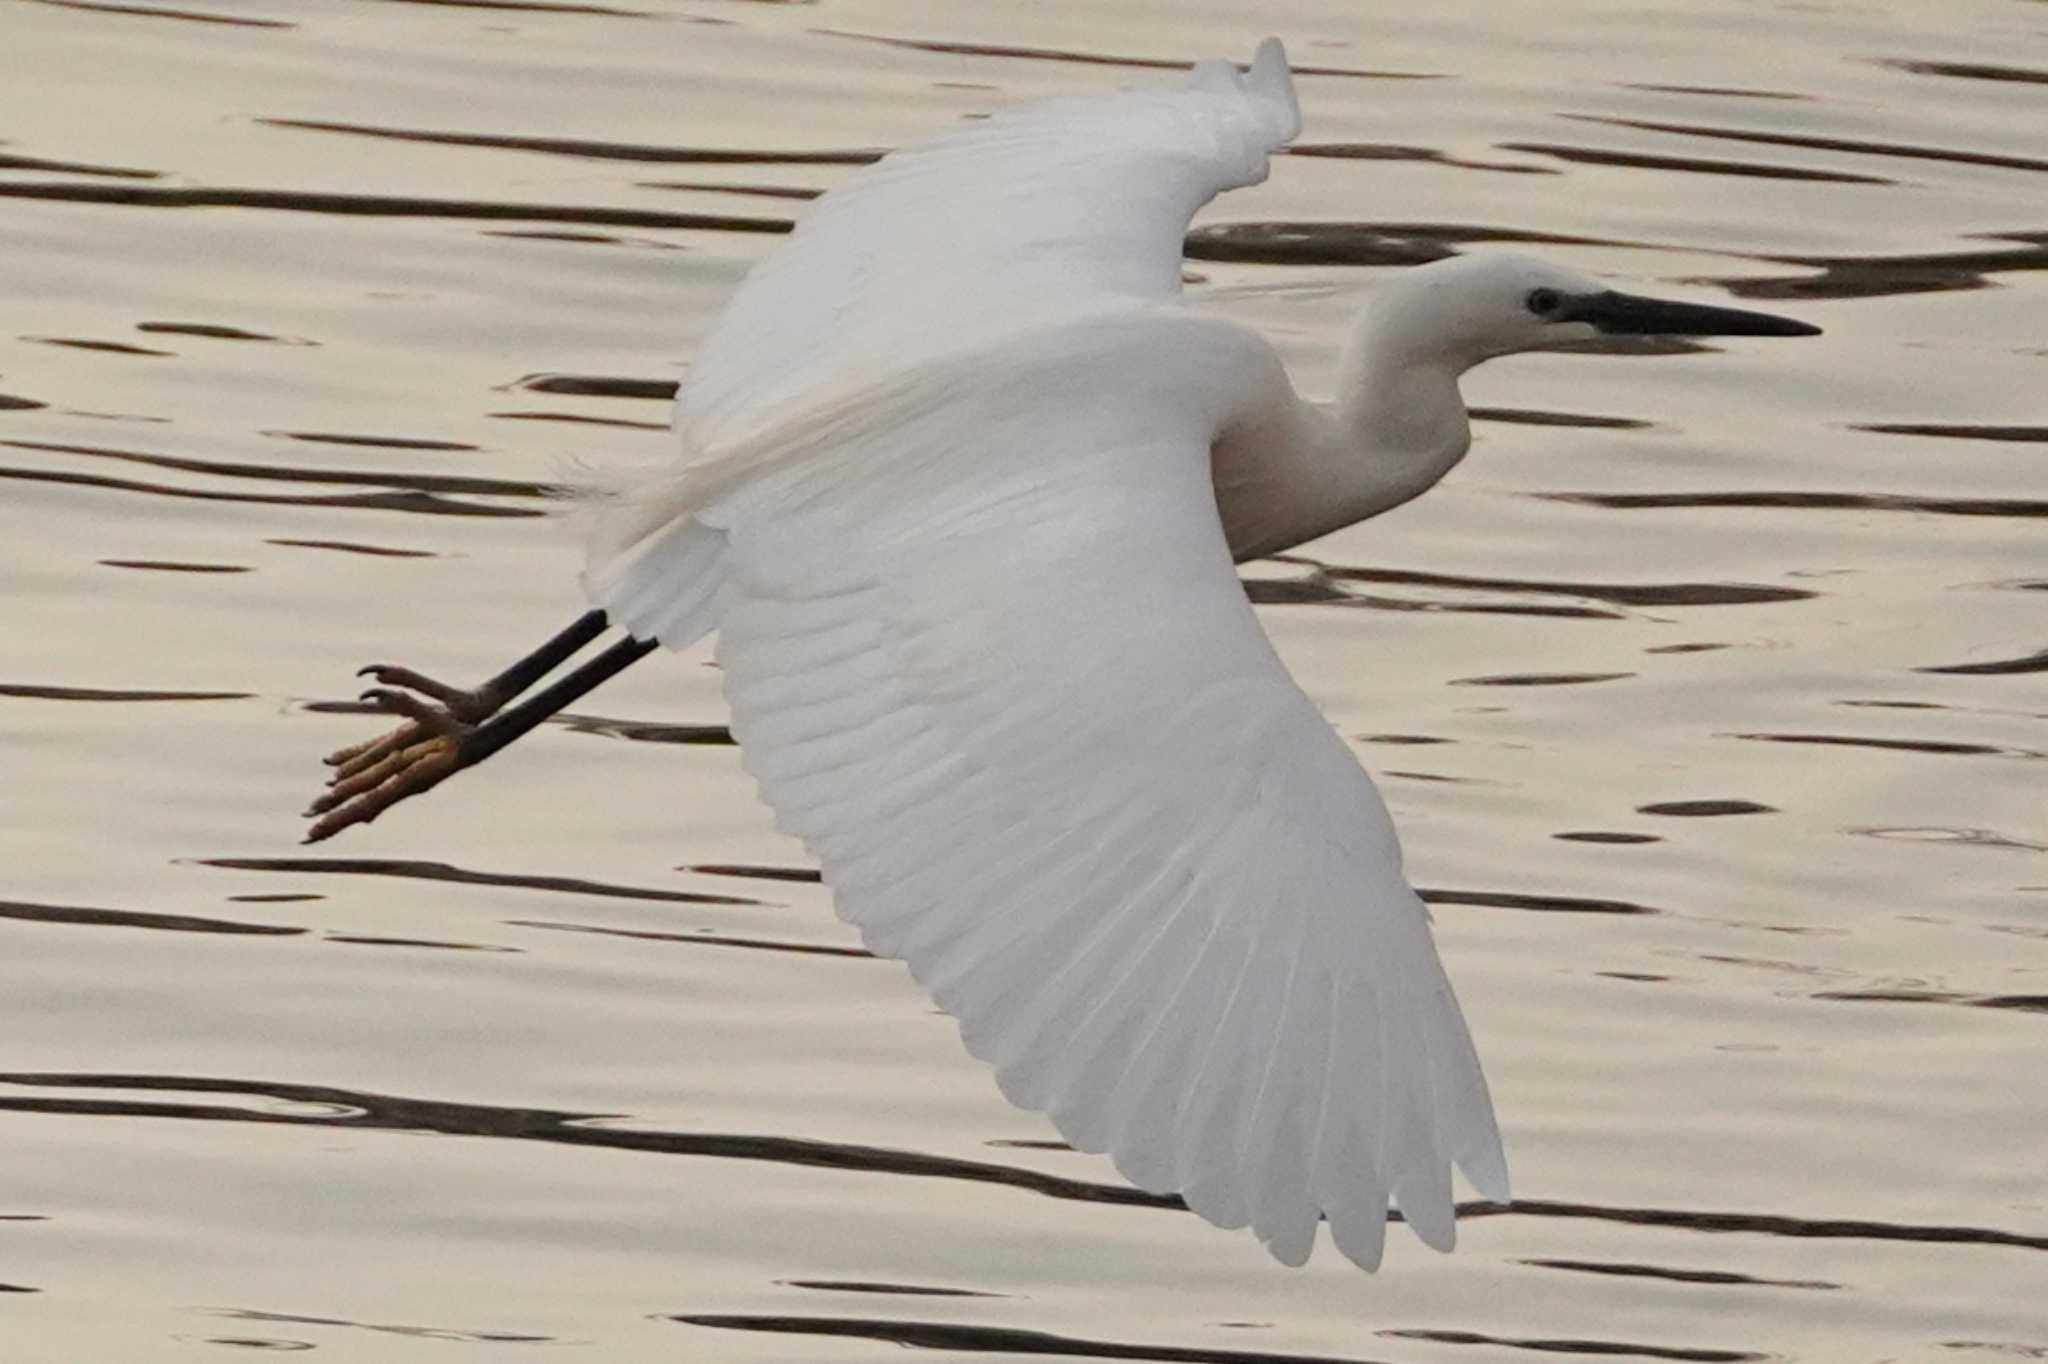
[1525,288,1562,316]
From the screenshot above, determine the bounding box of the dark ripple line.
[1563,113,2048,174]
[268,431,479,452]
[25,336,173,357]
[0,464,537,518]
[1381,1329,1761,1363]
[1282,561,1813,609]
[783,1280,1005,1299]
[509,918,871,958]
[0,393,46,411]
[506,373,676,400]
[1287,143,1556,175]
[639,180,825,201]
[0,152,158,179]
[260,119,883,165]
[1873,58,2048,87]
[1919,649,2048,677]
[553,714,735,745]
[1246,581,1621,618]
[326,933,517,953]
[0,683,249,701]
[5,438,547,497]
[0,1073,1174,1208]
[304,699,734,746]
[1620,82,1807,101]
[487,410,669,430]
[1729,732,2042,759]
[2,1074,2042,1251]
[1419,888,1660,916]
[1718,237,2048,301]
[1451,672,1634,687]
[1186,221,1620,267]
[1504,1197,2048,1251]
[266,538,436,558]
[689,863,822,883]
[100,558,249,573]
[0,181,793,233]
[1856,423,2048,443]
[1468,405,1652,430]
[137,321,305,343]
[1498,141,1890,184]
[215,1308,554,1345]
[26,0,293,26]
[1545,490,2048,519]
[1813,990,2048,1015]
[355,0,651,14]
[1555,832,1662,845]
[1521,1258,1839,1290]
[199,857,760,906]
[810,30,1437,81]
[489,228,689,248]
[675,1314,1390,1364]
[0,900,303,937]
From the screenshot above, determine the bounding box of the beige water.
[3,0,2044,1358]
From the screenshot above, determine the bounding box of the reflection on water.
[1561,112,2048,175]
[4,0,2044,1358]
[811,29,1439,81]
[200,856,761,905]
[257,116,888,166]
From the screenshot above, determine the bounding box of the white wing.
[673,38,1300,450]
[671,309,1506,1271]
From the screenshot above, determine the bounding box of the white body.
[582,40,1511,1271]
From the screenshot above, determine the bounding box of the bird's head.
[1365,252,1820,369]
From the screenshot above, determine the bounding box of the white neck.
[1213,304,1475,562]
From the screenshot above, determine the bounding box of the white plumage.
[561,36,1813,1269]
[583,41,1502,1271]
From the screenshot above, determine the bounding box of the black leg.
[466,634,659,766]
[307,617,658,843]
[352,607,611,725]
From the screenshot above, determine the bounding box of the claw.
[304,734,463,842]
[327,722,425,782]
[309,744,409,814]
[355,663,493,720]
[309,671,471,837]
[360,686,468,736]
[311,652,515,839]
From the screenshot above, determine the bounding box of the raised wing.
[674,38,1300,449]
[677,310,1507,1270]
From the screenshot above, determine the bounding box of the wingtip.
[1461,1149,1512,1206]
[1249,37,1302,142]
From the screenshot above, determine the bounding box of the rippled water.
[4,0,2044,1358]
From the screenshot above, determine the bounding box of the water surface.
[3,0,2043,1359]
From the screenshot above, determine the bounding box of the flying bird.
[306,39,1819,1270]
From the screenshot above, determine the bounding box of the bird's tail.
[579,469,729,650]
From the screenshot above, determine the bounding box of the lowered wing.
[685,309,1506,1270]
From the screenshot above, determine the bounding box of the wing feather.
[577,40,1506,1268]
[672,38,1300,450]
[674,311,1505,1269]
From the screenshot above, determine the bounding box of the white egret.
[307,39,1819,1270]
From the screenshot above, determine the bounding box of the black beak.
[1564,290,1821,337]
